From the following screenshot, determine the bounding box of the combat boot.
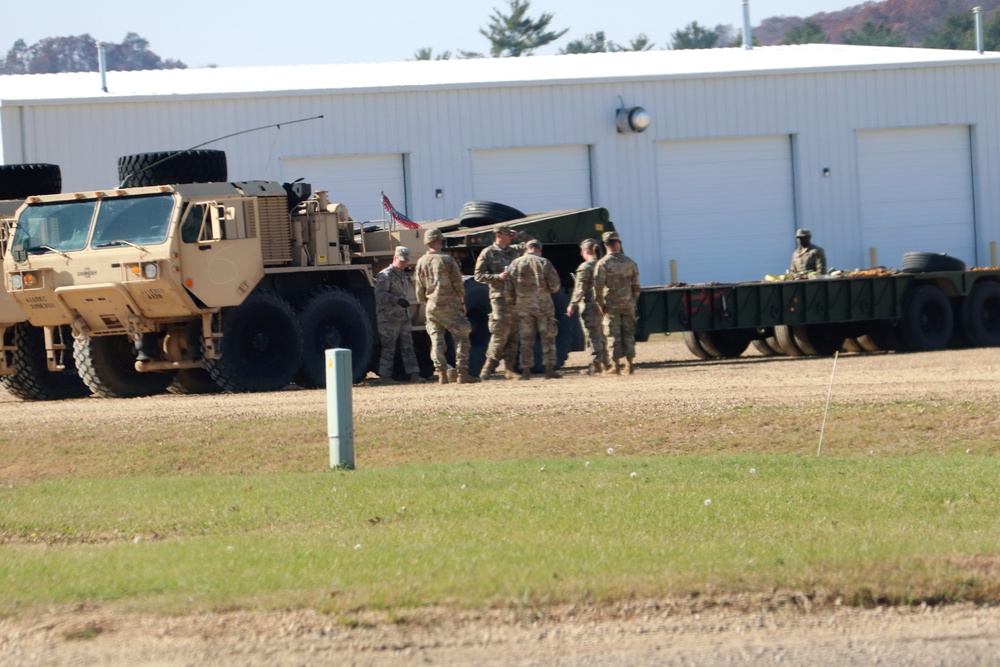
[624,358,635,375]
[503,359,520,380]
[457,369,481,384]
[519,368,532,381]
[545,365,561,379]
[605,360,621,375]
[436,367,450,385]
[479,359,498,381]
[593,360,605,375]
[409,373,426,384]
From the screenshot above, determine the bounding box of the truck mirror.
[11,244,27,264]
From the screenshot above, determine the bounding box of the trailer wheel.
[462,277,490,376]
[0,163,62,199]
[774,325,806,356]
[751,339,778,356]
[74,334,174,398]
[790,324,845,356]
[459,201,526,228]
[167,368,224,394]
[117,149,228,187]
[898,285,953,351]
[696,329,751,358]
[207,290,303,392]
[529,290,573,372]
[961,281,1000,347]
[855,321,898,353]
[0,323,90,400]
[293,287,371,388]
[682,331,712,359]
[901,252,966,274]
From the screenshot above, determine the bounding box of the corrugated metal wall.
[4,61,1000,281]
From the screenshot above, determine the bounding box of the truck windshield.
[13,200,97,254]
[90,194,175,248]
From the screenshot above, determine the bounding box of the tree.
[782,19,829,45]
[613,34,655,52]
[479,0,568,57]
[841,21,906,47]
[670,22,718,50]
[0,33,185,74]
[922,12,977,50]
[560,31,609,54]
[412,47,452,61]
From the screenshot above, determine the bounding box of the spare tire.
[459,200,526,228]
[0,163,62,199]
[901,252,966,273]
[117,149,227,187]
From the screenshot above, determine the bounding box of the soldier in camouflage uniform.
[789,228,827,274]
[374,246,424,384]
[567,238,608,375]
[474,223,534,380]
[594,231,641,375]
[414,228,480,384]
[505,239,562,380]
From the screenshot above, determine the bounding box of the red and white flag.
[381,192,421,230]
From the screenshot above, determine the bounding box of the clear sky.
[2,1,860,68]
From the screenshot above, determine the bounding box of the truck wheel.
[0,323,90,400]
[901,252,966,274]
[529,290,573,372]
[74,334,174,398]
[790,324,845,356]
[459,201,525,228]
[961,281,1000,347]
[696,329,751,358]
[207,291,303,392]
[294,287,371,388]
[774,325,806,356]
[682,331,712,359]
[167,368,224,395]
[117,150,227,187]
[751,339,777,356]
[898,285,953,351]
[0,163,62,199]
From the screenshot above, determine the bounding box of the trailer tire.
[774,325,805,356]
[0,163,62,199]
[682,331,712,359]
[751,339,778,356]
[529,290,572,372]
[167,368,223,394]
[459,201,526,228]
[696,329,751,358]
[791,324,845,356]
[460,277,490,376]
[117,150,228,187]
[74,334,174,398]
[901,252,966,274]
[898,285,953,351]
[294,287,370,388]
[856,321,898,353]
[207,291,303,392]
[0,323,90,400]
[961,281,1000,347]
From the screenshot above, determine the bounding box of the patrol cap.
[580,238,599,251]
[795,228,812,238]
[424,228,444,244]
[602,231,621,244]
[394,246,410,260]
[526,239,542,249]
[494,223,517,235]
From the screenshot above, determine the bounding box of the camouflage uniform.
[570,256,608,370]
[790,244,827,273]
[415,247,472,374]
[594,234,641,367]
[505,246,561,372]
[374,263,418,378]
[474,225,534,373]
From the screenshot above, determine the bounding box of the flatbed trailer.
[635,266,1000,358]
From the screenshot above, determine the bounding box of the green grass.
[3,452,999,615]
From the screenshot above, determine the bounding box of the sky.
[2,1,860,68]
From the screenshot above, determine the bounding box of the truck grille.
[251,195,292,265]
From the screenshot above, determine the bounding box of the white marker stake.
[326,348,355,469]
[817,351,839,457]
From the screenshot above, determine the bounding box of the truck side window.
[181,204,207,243]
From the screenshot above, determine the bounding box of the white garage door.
[857,126,975,268]
[471,145,592,214]
[655,135,796,284]
[282,154,406,223]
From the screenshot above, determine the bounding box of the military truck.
[2,152,611,397]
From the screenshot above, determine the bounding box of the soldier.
[790,228,827,274]
[374,246,423,384]
[505,239,562,380]
[414,228,480,384]
[566,238,609,375]
[594,231,641,375]
[474,223,534,381]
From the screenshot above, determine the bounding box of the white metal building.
[2,44,1000,284]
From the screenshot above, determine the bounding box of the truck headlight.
[143,263,158,279]
[10,274,23,290]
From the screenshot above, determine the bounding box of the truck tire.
[74,334,175,398]
[0,323,90,400]
[901,252,966,274]
[462,277,490,376]
[960,281,1000,347]
[790,324,845,356]
[117,150,228,187]
[898,284,953,351]
[0,163,62,199]
[207,290,303,392]
[682,331,712,359]
[774,325,806,356]
[391,329,436,381]
[167,368,224,395]
[294,287,372,387]
[695,329,751,358]
[529,290,573,372]
[459,201,526,228]
[751,339,778,356]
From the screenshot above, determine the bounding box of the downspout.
[974,7,985,54]
[742,0,753,50]
[98,42,108,92]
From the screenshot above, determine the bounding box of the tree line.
[1,33,185,75]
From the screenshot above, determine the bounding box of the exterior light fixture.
[616,106,651,134]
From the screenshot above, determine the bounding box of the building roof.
[3,44,1000,106]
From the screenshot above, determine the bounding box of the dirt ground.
[2,336,999,665]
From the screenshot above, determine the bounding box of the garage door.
[471,145,592,214]
[655,135,796,284]
[857,127,975,268]
[281,154,406,223]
